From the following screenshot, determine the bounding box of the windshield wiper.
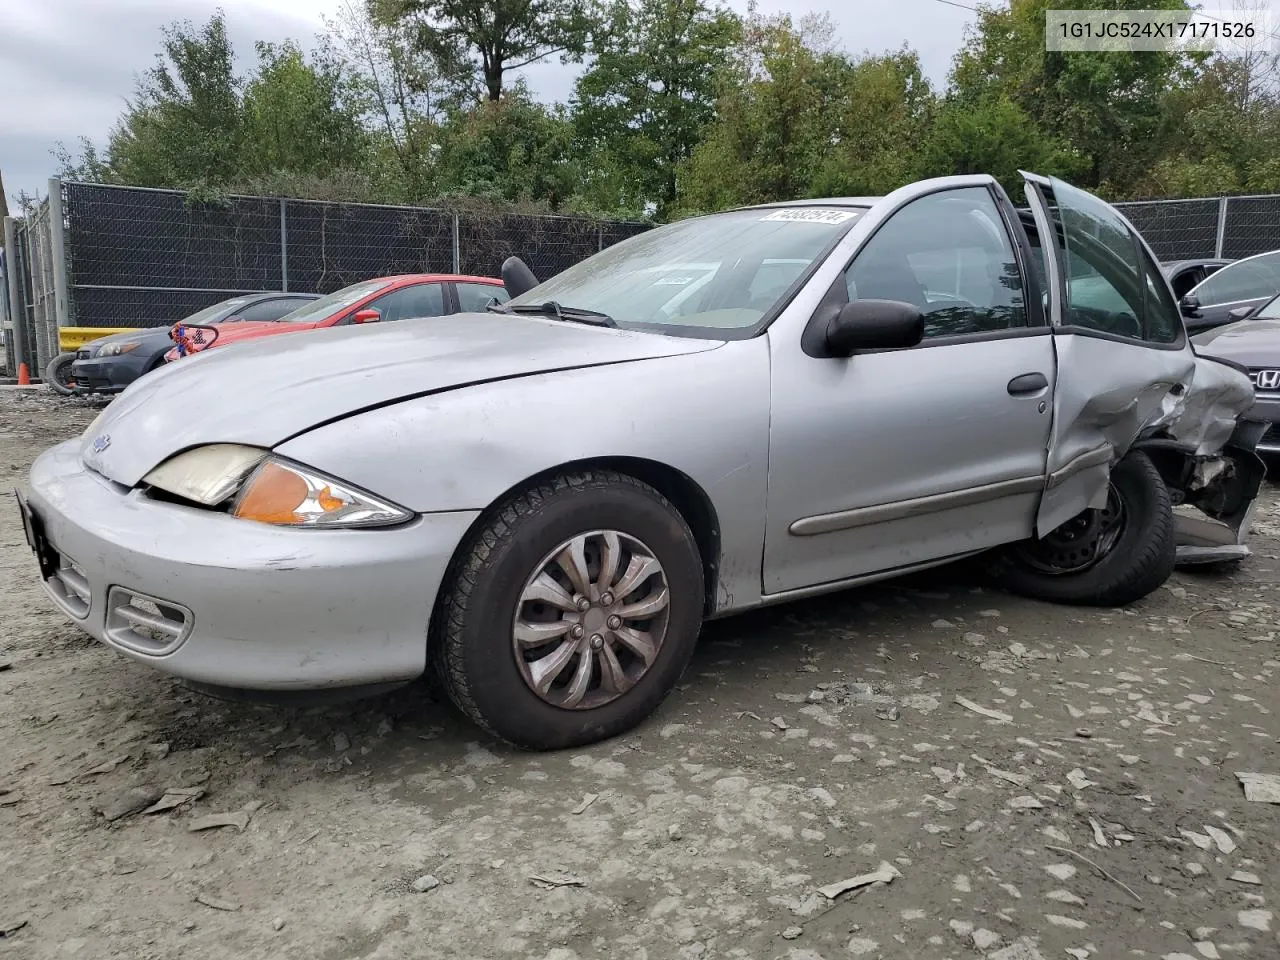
[503,300,617,327]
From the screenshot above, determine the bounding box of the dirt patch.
[2,389,1279,960]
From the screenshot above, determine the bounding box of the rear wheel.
[432,470,704,750]
[45,352,77,396]
[991,450,1175,607]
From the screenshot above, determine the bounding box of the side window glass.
[367,284,445,322]
[238,299,300,321]
[457,282,508,312]
[1043,179,1143,338]
[1137,242,1182,343]
[1193,253,1280,305]
[844,187,1027,340]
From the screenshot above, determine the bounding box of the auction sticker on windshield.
[759,209,860,224]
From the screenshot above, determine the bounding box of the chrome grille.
[105,588,191,656]
[46,555,91,619]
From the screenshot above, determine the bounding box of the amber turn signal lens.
[232,461,309,523]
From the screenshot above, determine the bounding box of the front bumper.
[25,440,479,689]
[70,355,141,394]
[1249,394,1280,454]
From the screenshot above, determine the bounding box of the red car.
[165,274,508,361]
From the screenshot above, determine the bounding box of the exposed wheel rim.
[52,357,76,389]
[512,529,670,710]
[1014,483,1127,576]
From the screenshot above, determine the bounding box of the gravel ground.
[3,387,1280,960]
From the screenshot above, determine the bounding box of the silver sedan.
[19,173,1266,749]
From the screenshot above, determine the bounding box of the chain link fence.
[57,181,650,329]
[10,180,1280,379]
[1113,194,1280,260]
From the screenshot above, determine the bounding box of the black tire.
[45,352,77,396]
[431,469,704,750]
[991,450,1175,607]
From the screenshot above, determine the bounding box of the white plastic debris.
[817,861,900,899]
[1202,825,1236,854]
[954,696,1013,723]
[1235,772,1280,803]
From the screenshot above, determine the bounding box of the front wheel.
[990,450,1175,607]
[432,470,705,750]
[45,352,78,396]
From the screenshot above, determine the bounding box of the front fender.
[276,339,774,612]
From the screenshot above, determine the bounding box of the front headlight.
[99,342,141,357]
[143,444,269,505]
[231,457,412,527]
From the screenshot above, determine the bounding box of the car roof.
[738,197,882,210]
[376,273,503,285]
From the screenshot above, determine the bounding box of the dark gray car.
[1180,250,1280,334]
[1161,258,1231,299]
[1193,292,1280,455]
[66,293,319,395]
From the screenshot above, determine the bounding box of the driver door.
[762,184,1057,594]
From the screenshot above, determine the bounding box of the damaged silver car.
[19,173,1266,750]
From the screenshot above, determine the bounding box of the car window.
[1256,294,1280,320]
[845,187,1028,339]
[365,283,446,322]
[1192,252,1280,306]
[504,207,865,338]
[1042,179,1145,339]
[236,298,309,322]
[182,297,252,326]
[1137,246,1182,343]
[456,282,509,312]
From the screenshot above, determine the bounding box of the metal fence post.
[1215,197,1228,258]
[452,213,461,273]
[598,222,604,252]
[46,178,71,328]
[3,216,27,375]
[279,198,289,292]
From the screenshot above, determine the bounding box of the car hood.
[205,319,320,345]
[1192,317,1280,367]
[85,329,170,353]
[81,312,721,486]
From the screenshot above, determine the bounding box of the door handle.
[1007,372,1049,396]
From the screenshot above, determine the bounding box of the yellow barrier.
[58,327,141,352]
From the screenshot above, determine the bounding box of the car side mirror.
[826,299,924,356]
[501,256,539,298]
[1180,294,1201,317]
[352,308,381,324]
[1227,305,1254,321]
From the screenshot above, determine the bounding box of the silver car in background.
[19,173,1265,750]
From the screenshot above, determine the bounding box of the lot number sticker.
[760,209,859,224]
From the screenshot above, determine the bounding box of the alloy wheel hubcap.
[512,530,670,710]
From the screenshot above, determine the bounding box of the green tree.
[100,10,244,187]
[677,11,852,212]
[922,95,1084,194]
[434,86,579,206]
[241,41,369,178]
[376,0,591,102]
[949,0,1198,193]
[809,49,935,197]
[573,0,740,217]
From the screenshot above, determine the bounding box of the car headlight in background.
[98,341,141,357]
[141,444,411,527]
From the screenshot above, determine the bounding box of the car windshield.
[506,207,865,338]
[1256,295,1280,320]
[274,279,393,323]
[183,297,251,325]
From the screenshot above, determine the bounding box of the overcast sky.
[0,0,976,209]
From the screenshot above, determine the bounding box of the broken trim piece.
[1046,444,1113,490]
[789,475,1045,537]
